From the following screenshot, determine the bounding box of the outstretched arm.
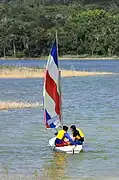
[65,133,76,145]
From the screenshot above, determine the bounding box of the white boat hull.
[49,137,83,154]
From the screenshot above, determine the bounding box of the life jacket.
[75,128,84,140]
[56,129,66,140]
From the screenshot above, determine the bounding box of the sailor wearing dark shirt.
[70,125,84,145]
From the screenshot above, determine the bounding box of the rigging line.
[45,128,58,135]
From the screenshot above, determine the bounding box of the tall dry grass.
[0,101,42,110]
[0,66,44,78]
[0,66,114,78]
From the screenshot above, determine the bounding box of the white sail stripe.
[46,55,60,93]
[47,115,61,128]
[44,91,57,118]
[43,77,45,97]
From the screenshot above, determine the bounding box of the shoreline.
[0,56,119,61]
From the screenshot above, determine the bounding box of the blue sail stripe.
[51,39,58,67]
[45,109,51,121]
[45,109,57,128]
[50,123,56,128]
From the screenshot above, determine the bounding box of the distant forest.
[0,0,119,57]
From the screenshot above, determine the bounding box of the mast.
[56,30,58,57]
[59,70,63,125]
[56,31,63,125]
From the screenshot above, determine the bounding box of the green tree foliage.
[0,0,119,57]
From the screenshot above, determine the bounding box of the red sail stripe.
[45,70,61,116]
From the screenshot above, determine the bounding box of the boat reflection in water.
[41,152,68,180]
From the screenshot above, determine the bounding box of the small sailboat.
[43,34,83,154]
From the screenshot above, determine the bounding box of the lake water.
[0,59,119,180]
[1,59,119,72]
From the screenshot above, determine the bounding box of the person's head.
[70,125,76,131]
[63,125,68,132]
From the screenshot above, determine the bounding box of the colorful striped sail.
[43,38,61,128]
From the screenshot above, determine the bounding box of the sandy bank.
[59,57,119,60]
[0,68,114,78]
[0,56,119,60]
[61,70,114,77]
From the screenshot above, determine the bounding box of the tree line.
[0,0,119,57]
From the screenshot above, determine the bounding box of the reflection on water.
[41,152,68,180]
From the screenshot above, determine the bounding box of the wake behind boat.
[43,33,83,154]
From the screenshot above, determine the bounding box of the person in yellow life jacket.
[55,125,76,147]
[70,125,84,145]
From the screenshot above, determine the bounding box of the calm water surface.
[0,59,119,72]
[0,60,119,179]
